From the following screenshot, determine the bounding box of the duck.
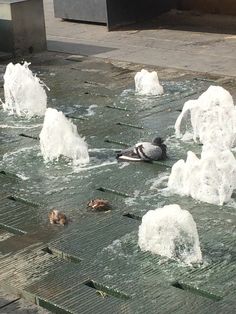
[87,199,111,212]
[48,209,68,225]
[116,137,167,162]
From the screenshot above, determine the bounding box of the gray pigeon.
[116,137,167,162]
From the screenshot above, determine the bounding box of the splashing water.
[39,108,89,165]
[175,86,236,150]
[168,149,236,205]
[138,204,202,265]
[85,104,98,116]
[134,69,164,96]
[2,62,48,117]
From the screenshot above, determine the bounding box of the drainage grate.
[65,114,88,121]
[0,223,27,235]
[0,298,21,310]
[0,170,20,181]
[106,105,131,111]
[84,280,130,300]
[97,187,132,198]
[19,133,39,140]
[7,195,40,207]
[116,122,144,129]
[172,281,223,301]
[42,247,81,264]
[193,77,215,83]
[123,213,142,221]
[36,297,72,314]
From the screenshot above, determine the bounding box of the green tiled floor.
[0,53,235,313]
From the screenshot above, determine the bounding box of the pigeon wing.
[136,143,163,161]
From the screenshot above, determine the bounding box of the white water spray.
[2,62,48,117]
[138,204,202,265]
[134,69,164,96]
[175,86,236,150]
[168,149,236,205]
[39,108,89,165]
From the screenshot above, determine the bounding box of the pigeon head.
[152,137,167,159]
[152,137,164,146]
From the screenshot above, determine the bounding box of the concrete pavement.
[43,0,236,77]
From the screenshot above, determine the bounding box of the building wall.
[178,0,236,15]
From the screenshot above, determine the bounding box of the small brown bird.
[48,209,68,225]
[87,199,111,212]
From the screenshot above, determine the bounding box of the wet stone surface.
[0,52,235,313]
[0,287,50,313]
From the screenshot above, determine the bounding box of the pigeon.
[116,137,167,162]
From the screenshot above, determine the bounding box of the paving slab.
[43,0,236,77]
[0,287,50,313]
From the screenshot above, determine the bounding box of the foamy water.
[138,204,202,265]
[74,160,116,173]
[134,69,164,96]
[175,86,236,150]
[0,124,42,129]
[16,173,30,181]
[2,62,48,117]
[39,108,89,165]
[3,146,37,161]
[168,149,236,205]
[85,104,98,116]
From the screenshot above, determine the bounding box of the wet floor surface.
[0,52,235,313]
[0,287,50,313]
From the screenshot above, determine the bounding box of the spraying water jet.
[39,108,89,165]
[138,204,202,265]
[175,85,236,150]
[2,62,48,117]
[135,69,164,96]
[168,149,236,205]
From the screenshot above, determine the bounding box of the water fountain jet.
[2,62,48,117]
[168,149,236,205]
[134,69,164,96]
[39,108,89,165]
[138,204,202,265]
[175,85,236,150]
